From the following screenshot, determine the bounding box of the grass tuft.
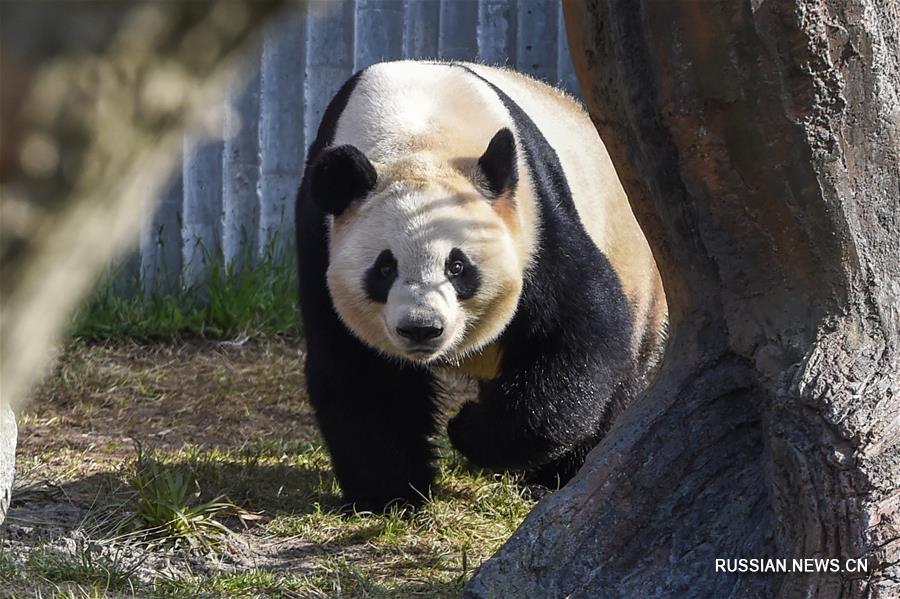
[73,244,300,340]
[126,445,241,550]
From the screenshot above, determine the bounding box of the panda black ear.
[309,145,377,215]
[477,128,518,198]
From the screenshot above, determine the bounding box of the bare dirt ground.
[1,337,532,598]
[21,338,315,453]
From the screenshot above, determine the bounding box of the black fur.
[296,65,636,510]
[478,127,518,197]
[364,250,397,303]
[309,144,377,216]
[446,248,480,300]
[296,69,443,511]
[445,66,634,486]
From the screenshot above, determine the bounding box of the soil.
[1,337,501,598]
[20,337,315,455]
[3,337,325,589]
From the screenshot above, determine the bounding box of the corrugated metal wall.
[127,0,579,293]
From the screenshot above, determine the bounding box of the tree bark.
[0,0,285,524]
[465,1,899,597]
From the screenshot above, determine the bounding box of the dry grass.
[1,338,537,598]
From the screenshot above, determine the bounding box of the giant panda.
[295,61,667,511]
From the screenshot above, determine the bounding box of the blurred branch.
[0,0,287,410]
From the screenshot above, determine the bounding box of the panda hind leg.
[523,377,636,488]
[522,432,602,489]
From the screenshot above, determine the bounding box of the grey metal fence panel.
[140,176,183,294]
[515,0,558,82]
[181,137,223,288]
[222,63,261,271]
[121,0,582,295]
[438,0,478,60]
[357,0,406,70]
[404,0,439,59]
[259,9,307,257]
[555,2,579,95]
[477,0,515,66]
[305,1,357,150]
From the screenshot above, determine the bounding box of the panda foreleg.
[305,342,442,512]
[446,352,623,482]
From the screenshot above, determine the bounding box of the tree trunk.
[0,0,285,524]
[465,1,899,597]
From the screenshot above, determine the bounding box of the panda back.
[331,61,512,167]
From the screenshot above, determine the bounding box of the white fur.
[333,62,511,165]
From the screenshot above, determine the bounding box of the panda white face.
[326,177,523,365]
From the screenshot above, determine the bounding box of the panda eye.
[447,260,465,278]
[446,248,479,299]
[365,250,397,303]
[372,249,397,279]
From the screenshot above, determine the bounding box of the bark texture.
[465,1,899,597]
[0,0,285,524]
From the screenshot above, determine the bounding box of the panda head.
[312,128,524,364]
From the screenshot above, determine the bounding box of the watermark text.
[715,558,868,574]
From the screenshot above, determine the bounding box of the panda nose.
[396,323,444,343]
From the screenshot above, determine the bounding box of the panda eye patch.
[374,250,397,276]
[446,248,480,300]
[364,250,397,303]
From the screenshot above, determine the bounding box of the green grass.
[0,546,17,583]
[125,445,242,550]
[151,558,468,599]
[8,418,534,599]
[128,440,533,598]
[1,540,141,598]
[73,245,300,339]
[5,437,535,598]
[24,544,136,592]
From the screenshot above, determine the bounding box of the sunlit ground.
[2,338,537,598]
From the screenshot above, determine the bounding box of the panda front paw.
[339,472,432,515]
[342,492,422,516]
[447,402,494,468]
